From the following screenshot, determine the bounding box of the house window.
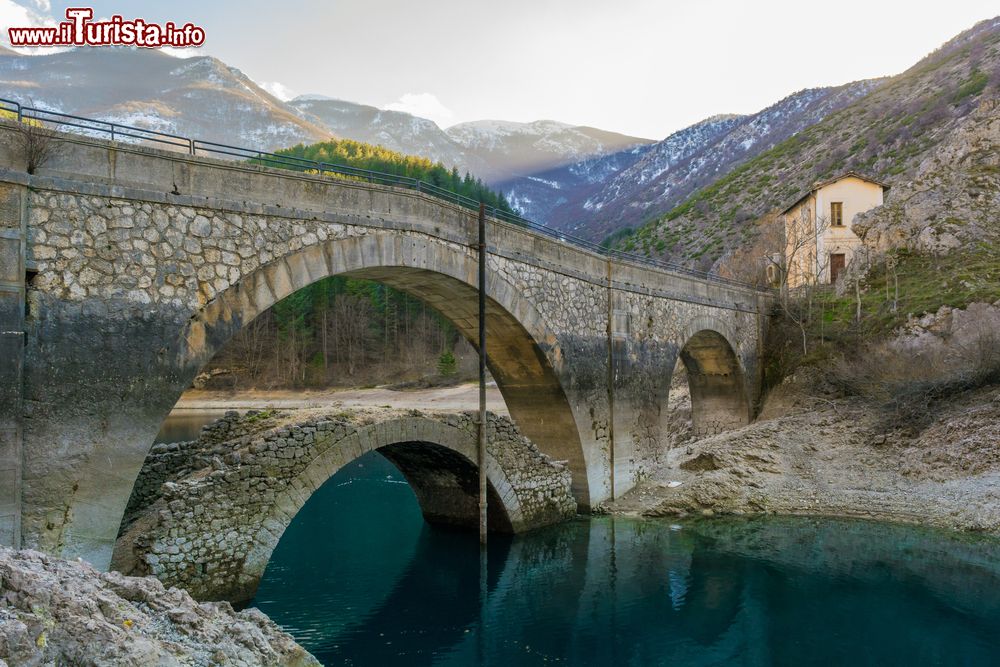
[830,202,844,226]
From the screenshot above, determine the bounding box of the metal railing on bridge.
[0,97,765,291]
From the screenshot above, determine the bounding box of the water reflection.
[154,409,228,443]
[252,451,1000,666]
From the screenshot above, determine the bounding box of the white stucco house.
[779,171,888,287]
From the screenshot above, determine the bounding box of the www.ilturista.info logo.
[8,7,205,48]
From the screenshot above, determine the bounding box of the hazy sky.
[4,0,998,138]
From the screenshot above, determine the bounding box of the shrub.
[828,327,1000,433]
[952,69,989,103]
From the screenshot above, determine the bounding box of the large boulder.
[0,547,318,666]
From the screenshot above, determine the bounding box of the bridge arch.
[676,317,751,436]
[113,412,576,603]
[239,418,523,602]
[180,232,587,495]
[77,231,588,569]
[46,220,590,572]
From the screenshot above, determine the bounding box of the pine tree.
[437,350,457,377]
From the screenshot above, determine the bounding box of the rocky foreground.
[0,547,318,667]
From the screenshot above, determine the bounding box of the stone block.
[0,238,21,284]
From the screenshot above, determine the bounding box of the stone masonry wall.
[113,408,576,603]
[120,410,286,531]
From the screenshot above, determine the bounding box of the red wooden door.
[830,253,845,283]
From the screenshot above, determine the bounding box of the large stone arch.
[59,232,588,569]
[676,316,752,436]
[114,412,576,603]
[178,233,587,497]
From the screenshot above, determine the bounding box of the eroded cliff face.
[0,547,319,666]
[854,98,1000,256]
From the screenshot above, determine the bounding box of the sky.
[2,0,998,139]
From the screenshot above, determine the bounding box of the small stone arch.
[113,412,576,603]
[237,417,529,601]
[676,316,751,436]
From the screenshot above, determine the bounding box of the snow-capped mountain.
[446,119,653,182]
[433,119,654,220]
[493,142,656,223]
[0,47,330,149]
[539,80,883,241]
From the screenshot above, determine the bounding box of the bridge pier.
[0,182,26,548]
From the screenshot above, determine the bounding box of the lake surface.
[250,451,1000,666]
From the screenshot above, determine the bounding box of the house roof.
[780,171,889,215]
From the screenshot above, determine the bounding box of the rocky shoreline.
[606,380,1000,536]
[0,547,318,666]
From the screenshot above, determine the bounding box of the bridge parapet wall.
[0,122,764,312]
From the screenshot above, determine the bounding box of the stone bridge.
[0,122,770,570]
[113,409,576,602]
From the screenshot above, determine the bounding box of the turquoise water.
[251,451,1000,666]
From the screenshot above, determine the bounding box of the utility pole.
[477,203,488,666]
[477,203,488,546]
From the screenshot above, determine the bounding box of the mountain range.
[617,16,999,272]
[0,46,330,149]
[0,46,652,225]
[538,80,883,240]
[1,17,996,267]
[0,43,872,239]
[287,95,656,220]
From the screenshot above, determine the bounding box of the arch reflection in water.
[253,453,1000,666]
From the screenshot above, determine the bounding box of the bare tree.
[231,314,271,386]
[10,103,60,174]
[716,212,784,287]
[333,293,375,377]
[773,205,832,354]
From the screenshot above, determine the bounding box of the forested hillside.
[274,138,516,215]
[206,276,477,389]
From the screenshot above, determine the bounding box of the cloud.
[384,92,453,125]
[158,46,206,59]
[0,0,71,54]
[259,81,296,102]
